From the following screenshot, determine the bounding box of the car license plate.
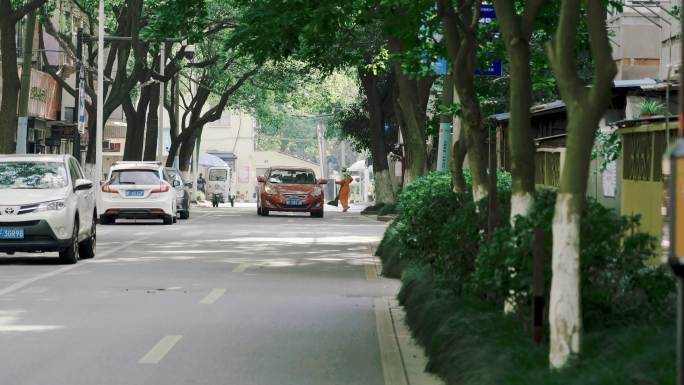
[287,199,302,206]
[126,190,144,197]
[0,228,24,240]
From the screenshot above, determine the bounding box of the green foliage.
[592,128,621,171]
[471,189,674,327]
[640,99,665,116]
[398,264,675,385]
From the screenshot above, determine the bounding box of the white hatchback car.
[98,162,177,225]
[0,154,97,264]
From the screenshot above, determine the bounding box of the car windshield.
[268,169,316,184]
[109,169,161,185]
[209,169,227,181]
[0,161,69,189]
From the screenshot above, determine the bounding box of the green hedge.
[399,265,675,385]
[376,171,676,383]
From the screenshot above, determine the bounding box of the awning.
[199,153,228,168]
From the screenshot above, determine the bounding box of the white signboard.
[602,161,617,198]
[77,66,86,134]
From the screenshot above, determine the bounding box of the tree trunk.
[122,86,151,161]
[177,132,196,171]
[492,0,541,222]
[388,38,428,186]
[503,33,535,221]
[143,83,160,161]
[546,0,617,369]
[437,0,489,202]
[0,13,20,154]
[359,69,395,205]
[451,136,468,192]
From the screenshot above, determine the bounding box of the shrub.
[472,188,674,326]
[377,203,397,216]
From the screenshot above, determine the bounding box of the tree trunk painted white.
[83,163,101,182]
[549,193,581,369]
[472,183,488,203]
[510,191,534,224]
[374,169,396,205]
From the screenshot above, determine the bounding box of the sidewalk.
[367,248,444,385]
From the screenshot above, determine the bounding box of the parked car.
[165,167,192,219]
[256,166,327,217]
[0,154,97,264]
[98,161,177,225]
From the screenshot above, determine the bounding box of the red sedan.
[257,167,327,218]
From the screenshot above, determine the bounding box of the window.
[109,169,161,185]
[209,169,228,181]
[267,169,316,184]
[0,161,69,189]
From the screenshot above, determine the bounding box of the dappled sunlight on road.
[0,310,63,333]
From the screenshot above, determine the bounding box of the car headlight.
[264,185,278,195]
[311,188,322,197]
[35,199,67,212]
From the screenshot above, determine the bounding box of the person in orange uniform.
[336,168,353,212]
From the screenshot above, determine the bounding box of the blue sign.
[433,57,448,75]
[476,3,502,77]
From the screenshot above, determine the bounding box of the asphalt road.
[0,205,398,385]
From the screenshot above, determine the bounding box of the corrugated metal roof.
[613,78,657,88]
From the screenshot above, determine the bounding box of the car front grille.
[0,220,40,227]
[282,194,308,200]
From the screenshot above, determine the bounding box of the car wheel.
[99,215,113,225]
[173,215,178,223]
[163,215,174,225]
[311,211,324,218]
[79,217,96,259]
[59,222,79,264]
[262,208,269,216]
[180,210,190,220]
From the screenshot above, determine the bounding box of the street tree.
[545,0,617,369]
[0,0,50,154]
[491,0,545,221]
[437,0,490,202]
[232,0,404,203]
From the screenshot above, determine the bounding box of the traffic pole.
[95,0,104,185]
[17,11,36,155]
[73,27,83,162]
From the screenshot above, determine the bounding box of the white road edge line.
[232,263,250,273]
[138,335,183,364]
[375,297,409,385]
[200,288,226,305]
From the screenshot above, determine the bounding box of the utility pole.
[73,27,84,162]
[16,11,37,154]
[95,0,104,184]
[157,42,166,163]
[436,73,454,171]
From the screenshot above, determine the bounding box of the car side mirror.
[74,179,93,191]
[257,176,266,183]
[172,180,181,188]
[185,182,193,188]
[318,179,328,185]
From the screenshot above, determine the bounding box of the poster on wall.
[239,166,250,183]
[602,161,617,198]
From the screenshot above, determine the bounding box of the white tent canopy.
[199,153,228,168]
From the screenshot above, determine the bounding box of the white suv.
[0,154,97,264]
[98,162,177,225]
